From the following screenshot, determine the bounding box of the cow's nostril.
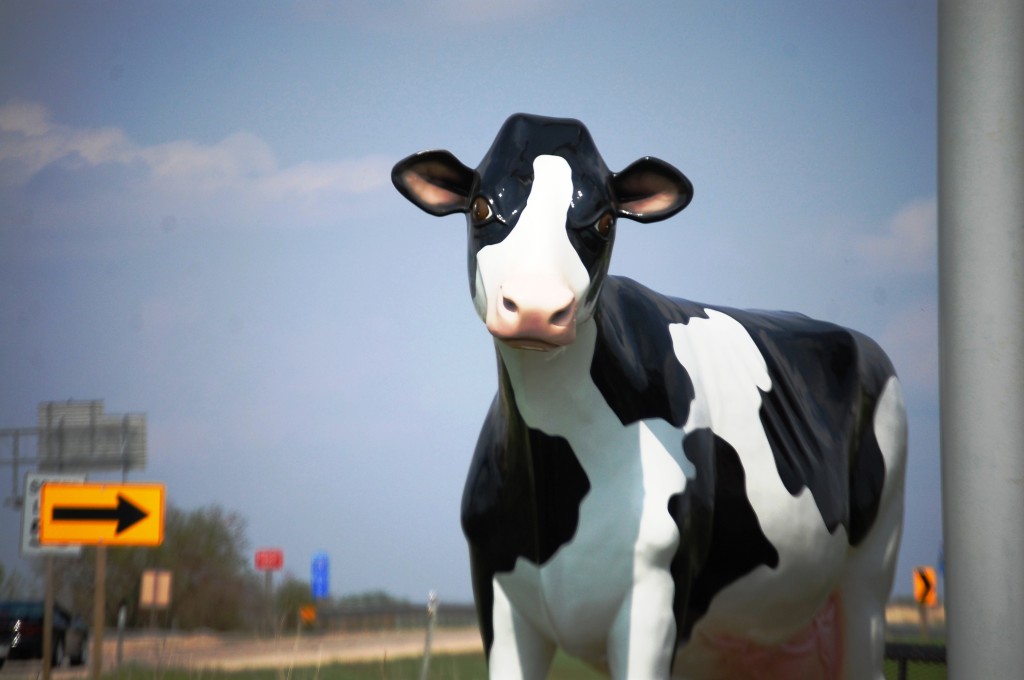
[503,297,519,313]
[550,304,573,326]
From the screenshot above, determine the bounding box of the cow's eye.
[595,212,615,237]
[470,196,493,224]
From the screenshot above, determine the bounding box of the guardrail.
[316,602,478,632]
[885,642,947,680]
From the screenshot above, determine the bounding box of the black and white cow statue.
[392,114,906,679]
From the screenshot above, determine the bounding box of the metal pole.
[264,569,273,635]
[11,432,20,503]
[121,415,129,483]
[42,555,54,680]
[91,545,106,680]
[117,602,127,666]
[419,591,438,680]
[939,1,1024,678]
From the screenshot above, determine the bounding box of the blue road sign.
[311,551,329,599]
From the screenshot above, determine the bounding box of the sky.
[1,1,938,606]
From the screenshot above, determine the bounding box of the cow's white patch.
[473,155,592,324]
[837,375,906,680]
[669,310,851,650]
[493,320,692,674]
[489,578,555,678]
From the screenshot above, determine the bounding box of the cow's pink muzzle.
[486,277,577,351]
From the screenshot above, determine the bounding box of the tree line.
[3,503,419,632]
[2,503,343,631]
[50,504,264,630]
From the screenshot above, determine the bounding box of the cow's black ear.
[392,150,476,217]
[612,157,693,223]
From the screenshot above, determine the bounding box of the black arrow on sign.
[916,567,933,603]
[52,494,148,534]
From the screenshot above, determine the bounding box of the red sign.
[255,548,283,571]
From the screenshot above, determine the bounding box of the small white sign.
[21,472,84,556]
[140,569,172,609]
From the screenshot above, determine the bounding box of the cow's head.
[393,113,692,351]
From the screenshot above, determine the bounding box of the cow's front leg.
[489,578,556,679]
[608,570,677,679]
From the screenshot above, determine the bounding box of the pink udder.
[700,592,843,679]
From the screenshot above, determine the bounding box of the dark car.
[0,600,88,669]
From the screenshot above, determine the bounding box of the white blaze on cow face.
[473,155,592,351]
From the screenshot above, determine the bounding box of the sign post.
[37,481,165,680]
[37,400,147,474]
[299,604,317,627]
[309,552,329,631]
[21,473,85,557]
[255,549,283,634]
[43,556,54,680]
[311,552,329,600]
[913,565,939,638]
[419,591,439,680]
[38,482,165,546]
[91,545,106,680]
[140,569,172,629]
[22,474,83,680]
[3,403,152,680]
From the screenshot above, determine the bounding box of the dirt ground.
[107,626,485,671]
[0,626,483,677]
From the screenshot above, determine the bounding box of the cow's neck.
[494,317,599,431]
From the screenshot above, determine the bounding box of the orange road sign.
[914,565,938,607]
[39,482,165,547]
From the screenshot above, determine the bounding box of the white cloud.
[0,100,135,180]
[854,197,937,276]
[0,99,389,206]
[292,0,576,28]
[0,100,53,135]
[258,157,393,198]
[139,133,276,186]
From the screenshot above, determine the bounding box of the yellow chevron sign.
[39,482,165,547]
[913,565,938,607]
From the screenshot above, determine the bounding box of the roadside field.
[0,624,947,679]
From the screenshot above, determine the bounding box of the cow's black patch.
[846,330,893,545]
[591,276,706,428]
[461,360,591,654]
[720,308,892,545]
[665,429,715,649]
[590,277,779,649]
[672,429,780,644]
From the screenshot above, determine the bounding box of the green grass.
[104,651,603,680]
[104,647,947,679]
[885,659,947,679]
[884,639,948,680]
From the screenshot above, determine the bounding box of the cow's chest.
[493,325,695,654]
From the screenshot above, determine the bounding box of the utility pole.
[939,1,1024,677]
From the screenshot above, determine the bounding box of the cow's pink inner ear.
[620,191,679,216]
[402,170,466,211]
[612,158,692,222]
